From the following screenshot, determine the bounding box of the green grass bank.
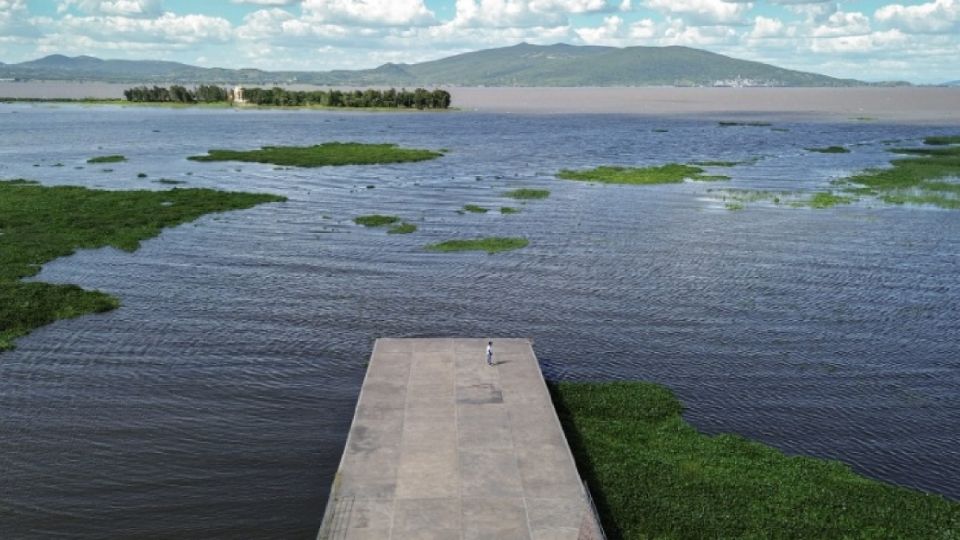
[807,146,850,154]
[551,381,960,539]
[354,214,400,227]
[558,164,728,185]
[504,188,551,199]
[87,155,127,164]
[0,180,284,351]
[188,142,443,168]
[425,237,528,254]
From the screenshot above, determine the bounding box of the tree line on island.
[122,85,452,109]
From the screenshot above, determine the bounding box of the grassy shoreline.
[0,180,285,351]
[551,381,960,539]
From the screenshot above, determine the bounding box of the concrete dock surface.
[318,338,603,540]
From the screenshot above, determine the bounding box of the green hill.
[0,43,868,87]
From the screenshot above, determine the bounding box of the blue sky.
[1,0,958,83]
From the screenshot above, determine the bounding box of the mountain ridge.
[0,43,876,87]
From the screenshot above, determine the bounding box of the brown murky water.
[3,82,959,123]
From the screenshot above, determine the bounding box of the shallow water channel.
[1,104,958,538]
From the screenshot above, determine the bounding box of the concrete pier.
[318,338,603,540]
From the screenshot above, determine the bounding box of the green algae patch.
[924,135,960,146]
[387,223,417,234]
[0,179,285,351]
[690,160,742,167]
[87,155,126,164]
[550,381,960,540]
[807,146,850,154]
[504,188,550,200]
[500,207,519,214]
[558,164,724,185]
[426,237,528,254]
[188,142,443,168]
[718,121,771,127]
[354,214,400,227]
[463,204,488,213]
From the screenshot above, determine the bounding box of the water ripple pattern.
[1,105,959,539]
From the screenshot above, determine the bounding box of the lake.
[0,98,958,538]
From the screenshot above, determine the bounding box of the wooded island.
[122,85,452,109]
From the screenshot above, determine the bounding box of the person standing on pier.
[486,341,494,366]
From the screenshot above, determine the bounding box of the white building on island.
[232,86,246,104]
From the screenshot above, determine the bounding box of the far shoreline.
[2,81,959,124]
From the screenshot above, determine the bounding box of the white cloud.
[0,0,40,38]
[575,14,624,44]
[629,18,657,39]
[300,0,436,26]
[811,11,871,37]
[528,0,613,12]
[809,28,908,53]
[58,0,163,17]
[875,0,960,34]
[645,0,751,25]
[232,0,299,5]
[749,15,787,38]
[660,17,738,45]
[452,0,565,27]
[51,12,232,45]
[784,1,837,24]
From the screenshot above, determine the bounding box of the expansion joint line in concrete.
[386,340,415,540]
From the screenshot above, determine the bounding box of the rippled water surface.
[1,104,959,538]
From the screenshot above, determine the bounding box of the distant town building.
[232,86,246,104]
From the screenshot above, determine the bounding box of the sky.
[0,0,957,83]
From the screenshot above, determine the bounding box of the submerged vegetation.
[558,164,728,185]
[463,204,488,213]
[924,135,960,146]
[500,207,519,214]
[551,381,960,539]
[354,214,400,227]
[840,138,960,209]
[690,160,743,167]
[87,155,126,164]
[806,192,856,208]
[0,180,285,351]
[708,189,856,210]
[711,135,960,211]
[807,145,850,153]
[354,215,416,233]
[387,223,417,234]
[189,143,444,168]
[503,188,550,199]
[425,237,528,254]
[718,121,771,127]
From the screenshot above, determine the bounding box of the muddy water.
[0,103,958,538]
[3,82,959,122]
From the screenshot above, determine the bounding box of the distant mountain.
[944,80,960,86]
[0,43,869,87]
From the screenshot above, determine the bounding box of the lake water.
[1,102,959,538]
